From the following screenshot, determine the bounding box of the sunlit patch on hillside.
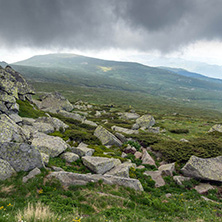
[97,66,113,72]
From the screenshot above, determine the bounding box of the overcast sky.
[1,0,222,78]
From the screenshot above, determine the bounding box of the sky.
[1,0,222,78]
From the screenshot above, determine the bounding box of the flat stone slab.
[0,142,44,172]
[181,155,222,182]
[144,171,165,187]
[47,171,143,191]
[70,143,94,157]
[0,159,16,180]
[31,132,68,157]
[194,183,215,194]
[61,152,79,163]
[111,126,138,135]
[82,156,121,174]
[94,125,122,147]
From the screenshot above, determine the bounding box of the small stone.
[70,142,94,157]
[41,153,49,165]
[136,165,145,169]
[121,152,128,158]
[141,149,156,166]
[165,193,172,198]
[134,151,142,159]
[124,145,137,154]
[51,166,64,171]
[158,162,175,176]
[144,171,165,187]
[173,175,191,185]
[23,168,41,183]
[194,183,214,194]
[61,152,79,163]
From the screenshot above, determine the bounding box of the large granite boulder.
[132,114,155,130]
[47,171,143,191]
[82,156,121,174]
[181,155,222,182]
[111,125,139,135]
[0,142,44,172]
[60,152,80,163]
[94,126,122,147]
[34,92,73,113]
[0,66,34,115]
[31,132,68,157]
[0,114,27,143]
[0,159,16,180]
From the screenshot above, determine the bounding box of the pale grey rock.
[0,159,16,180]
[158,162,175,176]
[111,125,139,135]
[146,127,160,134]
[115,132,127,143]
[82,119,97,127]
[141,149,156,166]
[173,175,191,185]
[23,167,41,183]
[121,152,128,158]
[95,111,102,117]
[120,112,140,120]
[32,122,55,134]
[47,171,143,191]
[61,152,79,163]
[132,114,155,130]
[31,132,68,157]
[209,124,222,133]
[105,162,136,178]
[22,117,36,125]
[144,171,165,187]
[0,142,44,172]
[82,156,121,174]
[124,145,137,154]
[94,125,122,147]
[70,143,94,157]
[201,196,219,204]
[181,155,222,182]
[134,151,142,159]
[35,92,73,113]
[8,113,22,124]
[51,166,64,171]
[58,110,84,121]
[194,183,214,194]
[180,138,189,142]
[136,165,145,169]
[165,193,172,198]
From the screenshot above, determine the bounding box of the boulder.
[124,145,137,154]
[0,114,27,143]
[209,124,222,133]
[32,122,55,134]
[194,183,214,194]
[35,116,69,132]
[47,171,143,191]
[141,149,156,167]
[31,132,68,157]
[58,110,84,121]
[94,126,122,147]
[0,142,44,172]
[82,156,121,174]
[132,114,155,130]
[158,162,175,176]
[134,151,142,159]
[144,171,165,187]
[111,125,138,135]
[120,112,140,120]
[41,153,49,165]
[34,92,73,113]
[105,162,136,178]
[146,127,160,134]
[0,159,16,180]
[173,176,191,186]
[82,119,98,127]
[70,143,94,157]
[61,152,79,163]
[115,132,127,143]
[23,168,41,183]
[181,155,222,182]
[8,113,22,124]
[51,166,64,172]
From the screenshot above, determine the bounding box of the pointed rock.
[158,162,175,176]
[141,149,156,167]
[61,152,79,163]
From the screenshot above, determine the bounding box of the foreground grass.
[0,169,221,222]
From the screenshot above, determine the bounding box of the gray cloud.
[0,0,222,52]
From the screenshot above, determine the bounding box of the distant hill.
[0,61,7,68]
[11,53,222,113]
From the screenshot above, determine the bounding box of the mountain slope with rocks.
[0,66,222,221]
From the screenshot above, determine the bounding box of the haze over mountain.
[12,53,222,112]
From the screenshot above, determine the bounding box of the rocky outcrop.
[0,159,16,180]
[82,156,121,174]
[94,126,122,147]
[209,124,222,133]
[34,92,73,113]
[132,114,155,130]
[0,142,44,172]
[47,171,144,191]
[31,132,68,157]
[0,66,34,115]
[181,155,222,182]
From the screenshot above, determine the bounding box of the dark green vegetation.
[11,53,222,113]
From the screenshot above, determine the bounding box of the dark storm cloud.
[1,0,222,52]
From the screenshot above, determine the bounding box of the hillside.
[12,53,222,113]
